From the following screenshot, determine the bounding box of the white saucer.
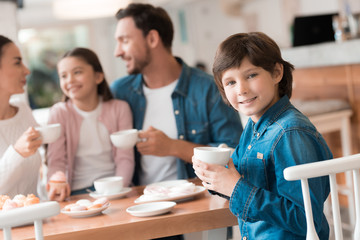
[89,187,132,200]
[61,203,110,218]
[126,201,176,217]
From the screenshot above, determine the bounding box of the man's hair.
[115,3,174,50]
[213,32,294,105]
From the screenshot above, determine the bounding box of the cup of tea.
[110,129,139,149]
[35,123,61,144]
[94,176,123,195]
[193,146,231,166]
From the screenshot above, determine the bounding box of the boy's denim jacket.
[230,96,332,240]
[111,57,243,185]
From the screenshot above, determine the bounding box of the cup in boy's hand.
[194,146,231,166]
[35,123,61,144]
[110,129,140,149]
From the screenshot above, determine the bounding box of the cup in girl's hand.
[110,129,139,149]
[35,123,61,144]
[194,146,231,166]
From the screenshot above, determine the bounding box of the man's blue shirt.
[110,57,243,185]
[230,95,331,239]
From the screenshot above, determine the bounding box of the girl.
[193,32,332,239]
[46,48,134,201]
[0,35,43,197]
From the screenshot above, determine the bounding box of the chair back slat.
[329,173,343,240]
[300,179,319,240]
[353,170,360,239]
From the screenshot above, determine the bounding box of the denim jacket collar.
[252,95,291,137]
[129,57,190,98]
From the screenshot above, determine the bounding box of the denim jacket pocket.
[185,122,209,143]
[244,156,268,189]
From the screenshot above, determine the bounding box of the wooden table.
[6,179,237,240]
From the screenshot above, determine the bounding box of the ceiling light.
[53,0,132,20]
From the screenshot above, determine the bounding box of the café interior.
[1,0,360,239]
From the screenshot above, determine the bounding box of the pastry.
[49,171,68,194]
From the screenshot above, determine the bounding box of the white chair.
[0,201,60,240]
[284,153,360,240]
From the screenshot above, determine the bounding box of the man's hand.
[136,126,174,156]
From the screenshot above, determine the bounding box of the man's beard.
[128,48,151,75]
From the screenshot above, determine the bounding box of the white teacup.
[94,176,123,195]
[35,123,61,144]
[193,146,231,166]
[110,129,139,149]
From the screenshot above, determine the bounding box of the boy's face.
[221,57,283,123]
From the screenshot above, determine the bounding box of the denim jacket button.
[174,110,180,115]
[191,129,196,134]
[247,145,251,150]
[179,135,184,139]
[242,237,247,240]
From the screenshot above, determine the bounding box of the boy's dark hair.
[59,47,113,102]
[115,3,174,51]
[0,35,13,67]
[213,32,294,105]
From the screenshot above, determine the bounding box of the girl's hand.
[46,182,71,202]
[14,127,42,158]
[192,157,241,197]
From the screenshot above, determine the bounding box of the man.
[111,3,242,187]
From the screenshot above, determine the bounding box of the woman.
[0,35,43,197]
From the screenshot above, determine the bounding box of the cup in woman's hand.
[110,129,139,149]
[194,146,231,166]
[35,123,61,144]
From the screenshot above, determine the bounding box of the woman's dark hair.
[213,32,294,105]
[115,3,174,51]
[0,35,13,67]
[59,47,113,102]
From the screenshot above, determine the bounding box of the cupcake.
[0,195,10,210]
[2,199,19,211]
[13,194,26,207]
[24,194,40,206]
[49,171,68,194]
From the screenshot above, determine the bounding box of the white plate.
[134,180,206,204]
[61,203,110,218]
[89,187,132,200]
[126,201,176,217]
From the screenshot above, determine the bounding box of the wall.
[14,0,360,84]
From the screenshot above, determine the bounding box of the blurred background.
[1,0,359,109]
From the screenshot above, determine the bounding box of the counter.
[281,39,360,68]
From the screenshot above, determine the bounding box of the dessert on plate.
[63,197,109,212]
[0,194,40,211]
[138,181,197,202]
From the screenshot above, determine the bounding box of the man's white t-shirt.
[140,80,179,185]
[72,101,114,190]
